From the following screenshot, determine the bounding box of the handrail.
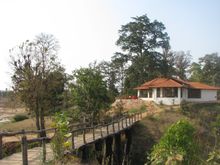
[0,110,148,164]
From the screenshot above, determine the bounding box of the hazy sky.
[1,0,220,90]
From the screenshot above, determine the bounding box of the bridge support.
[123,129,132,165]
[115,133,122,165]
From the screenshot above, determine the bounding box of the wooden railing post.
[0,135,2,160]
[129,116,131,125]
[93,126,95,140]
[100,126,103,137]
[83,129,86,144]
[112,122,115,133]
[42,138,46,163]
[71,131,75,150]
[118,120,120,131]
[125,117,128,127]
[21,134,28,165]
[107,124,109,135]
[122,118,124,129]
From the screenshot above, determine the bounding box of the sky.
[0,0,220,90]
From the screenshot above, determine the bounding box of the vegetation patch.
[13,114,28,122]
[130,103,220,165]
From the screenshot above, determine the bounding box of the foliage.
[207,114,220,164]
[199,53,220,86]
[51,112,71,162]
[189,62,203,82]
[10,33,66,137]
[173,51,191,79]
[13,114,28,122]
[150,120,199,165]
[189,53,220,91]
[71,67,111,124]
[115,14,172,94]
[98,60,119,100]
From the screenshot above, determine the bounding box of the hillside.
[130,102,220,165]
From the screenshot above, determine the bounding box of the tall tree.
[71,67,110,124]
[173,51,192,79]
[116,14,170,57]
[116,14,170,93]
[189,62,203,82]
[98,61,119,101]
[198,53,220,86]
[160,48,175,77]
[10,33,65,137]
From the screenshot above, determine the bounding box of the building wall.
[185,90,217,102]
[139,88,181,105]
[138,88,218,105]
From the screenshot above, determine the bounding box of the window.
[188,89,201,98]
[139,89,152,98]
[139,90,148,97]
[149,89,153,98]
[157,88,161,97]
[162,88,178,97]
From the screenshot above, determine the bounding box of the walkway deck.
[0,111,150,165]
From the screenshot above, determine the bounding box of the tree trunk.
[34,101,41,137]
[40,107,46,137]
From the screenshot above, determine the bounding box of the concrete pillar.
[137,90,140,98]
[178,88,181,104]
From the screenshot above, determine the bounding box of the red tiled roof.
[188,82,220,90]
[135,78,220,90]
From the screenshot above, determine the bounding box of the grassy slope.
[130,103,220,165]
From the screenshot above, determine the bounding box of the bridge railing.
[0,110,148,164]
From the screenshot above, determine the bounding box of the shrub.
[51,112,71,162]
[149,120,199,165]
[140,104,147,112]
[13,114,28,122]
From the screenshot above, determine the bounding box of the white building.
[135,78,220,105]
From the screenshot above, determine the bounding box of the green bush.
[51,112,71,162]
[149,120,199,165]
[13,114,28,122]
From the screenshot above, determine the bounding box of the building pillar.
[137,90,140,98]
[178,88,181,104]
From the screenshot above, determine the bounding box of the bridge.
[0,110,151,165]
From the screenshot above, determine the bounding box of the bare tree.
[10,33,65,137]
[174,51,192,79]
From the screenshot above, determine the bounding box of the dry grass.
[0,117,53,132]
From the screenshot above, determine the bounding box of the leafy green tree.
[115,14,171,93]
[150,120,199,165]
[98,61,119,101]
[71,67,110,124]
[160,48,175,77]
[198,53,220,86]
[10,33,65,137]
[116,14,170,56]
[189,62,203,82]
